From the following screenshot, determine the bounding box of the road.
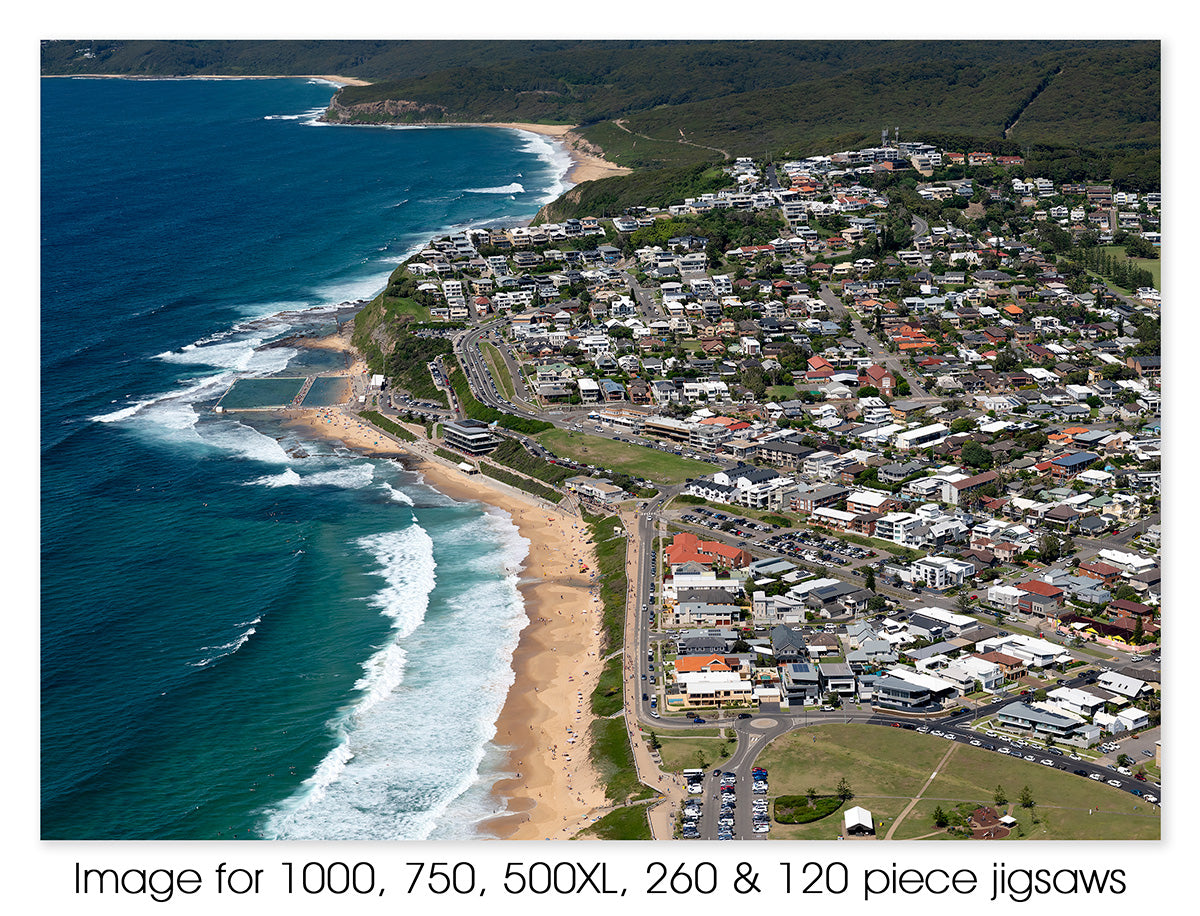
[818,283,932,398]
[428,312,1162,839]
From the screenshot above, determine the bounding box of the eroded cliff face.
[323,95,448,124]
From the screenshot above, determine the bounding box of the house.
[563,476,626,504]
[995,702,1086,742]
[781,662,821,705]
[1096,671,1151,699]
[819,662,857,698]
[664,531,752,569]
[945,469,998,505]
[1016,580,1064,616]
[764,624,808,666]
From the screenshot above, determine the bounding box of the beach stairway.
[291,376,316,407]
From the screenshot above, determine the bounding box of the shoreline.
[279,334,610,840]
[41,72,372,87]
[405,121,630,185]
[42,72,628,185]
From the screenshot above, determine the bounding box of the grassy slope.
[755,724,1159,840]
[1098,245,1161,291]
[536,428,716,484]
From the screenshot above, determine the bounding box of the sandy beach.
[281,379,611,839]
[401,120,630,185]
[483,122,630,185]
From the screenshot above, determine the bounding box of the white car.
[969,739,982,746]
[1107,779,1122,788]
[1089,773,1102,781]
[1144,795,1158,804]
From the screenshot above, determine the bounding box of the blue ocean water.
[40,76,568,840]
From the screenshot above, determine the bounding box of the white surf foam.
[515,131,575,203]
[464,182,526,195]
[248,463,377,490]
[259,509,532,840]
[189,624,257,668]
[381,481,415,505]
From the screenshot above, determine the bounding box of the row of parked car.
[762,530,876,563]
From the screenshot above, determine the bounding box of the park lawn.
[536,428,717,484]
[590,655,624,718]
[770,796,911,840]
[755,724,952,799]
[480,341,516,400]
[753,725,1159,840]
[653,735,735,772]
[590,717,655,805]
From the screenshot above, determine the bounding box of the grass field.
[536,428,716,484]
[480,341,516,401]
[653,734,735,772]
[1099,244,1161,291]
[755,724,1159,840]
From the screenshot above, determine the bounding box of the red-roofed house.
[1077,560,1121,587]
[664,531,752,569]
[1017,580,1064,616]
[674,655,734,675]
[861,364,895,395]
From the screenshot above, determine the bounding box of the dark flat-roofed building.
[442,418,499,455]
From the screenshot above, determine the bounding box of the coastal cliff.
[323,93,449,125]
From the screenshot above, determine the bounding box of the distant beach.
[43,73,628,186]
[426,121,630,185]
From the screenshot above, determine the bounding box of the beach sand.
[412,120,630,185]
[283,404,611,840]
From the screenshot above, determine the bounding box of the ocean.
[40,76,571,840]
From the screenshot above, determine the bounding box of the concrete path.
[884,742,961,839]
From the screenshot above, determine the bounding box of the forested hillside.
[44,39,1159,195]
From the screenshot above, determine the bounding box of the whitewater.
[41,74,571,840]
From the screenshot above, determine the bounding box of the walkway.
[884,741,960,839]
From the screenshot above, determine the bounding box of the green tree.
[994,784,1008,806]
[1019,785,1035,809]
[836,777,854,802]
[933,805,949,828]
[1038,533,1062,564]
[960,440,994,470]
[864,567,876,591]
